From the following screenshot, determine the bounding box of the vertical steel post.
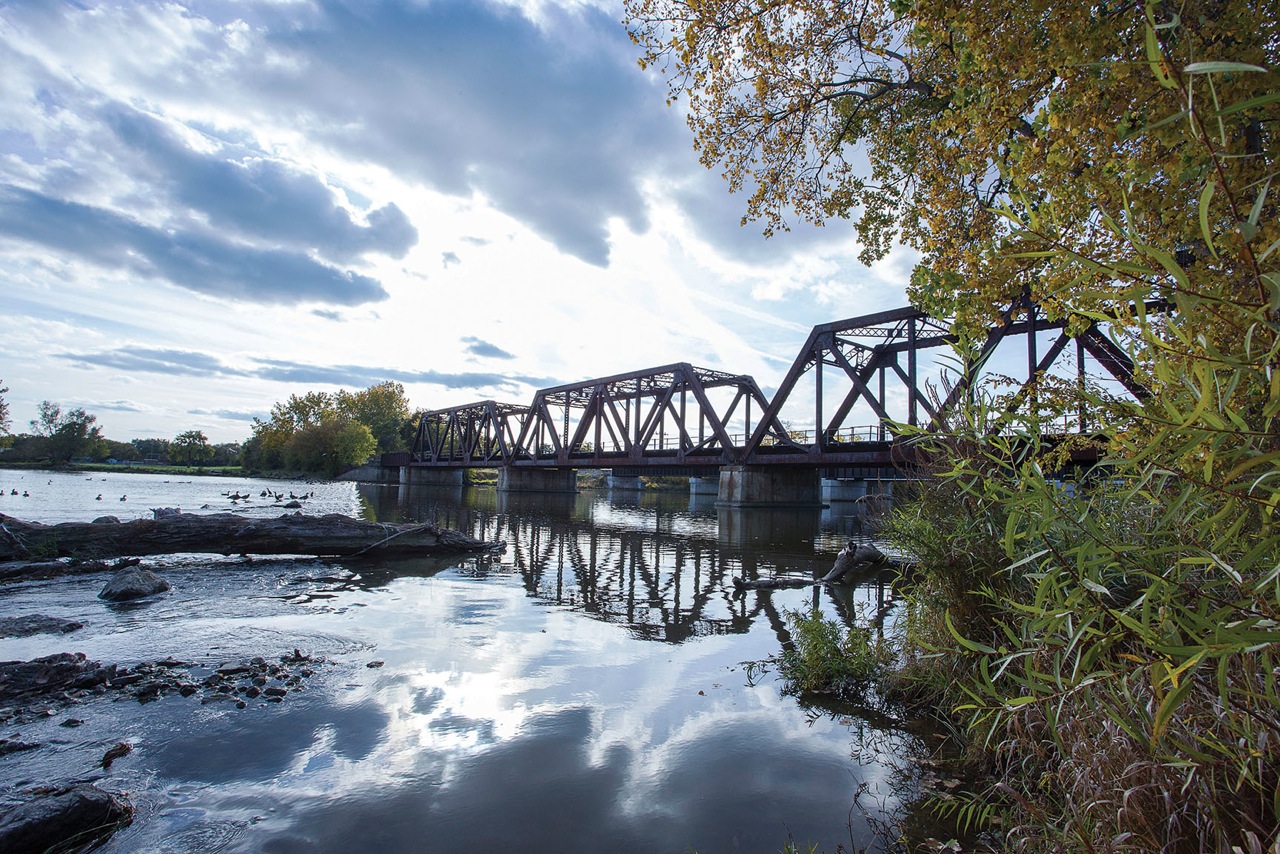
[815,352,823,450]
[878,364,887,441]
[908,318,918,427]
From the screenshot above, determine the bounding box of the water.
[0,470,928,853]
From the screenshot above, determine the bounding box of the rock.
[98,567,171,602]
[100,742,132,769]
[0,738,41,756]
[0,615,83,638]
[0,784,131,854]
[150,507,182,519]
[92,515,121,524]
[0,556,138,583]
[0,653,104,702]
[282,500,303,509]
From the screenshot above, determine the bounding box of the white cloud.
[0,0,911,442]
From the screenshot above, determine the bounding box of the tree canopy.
[626,0,1278,336]
[171,430,214,466]
[28,401,106,464]
[245,382,406,475]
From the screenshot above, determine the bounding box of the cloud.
[101,104,418,262]
[442,251,461,268]
[57,344,560,396]
[187,408,265,422]
[242,1,685,267]
[461,336,515,360]
[58,346,235,377]
[88,399,151,412]
[252,358,559,392]
[669,170,853,263]
[0,184,390,306]
[312,309,344,321]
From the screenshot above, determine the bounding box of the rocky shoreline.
[0,632,336,853]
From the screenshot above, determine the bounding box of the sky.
[0,0,918,444]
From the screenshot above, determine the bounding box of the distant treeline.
[0,382,425,477]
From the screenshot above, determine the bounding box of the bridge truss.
[407,301,1149,472]
[742,297,1146,464]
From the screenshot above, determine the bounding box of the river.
[0,469,930,853]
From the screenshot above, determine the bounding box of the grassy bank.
[795,421,1280,852]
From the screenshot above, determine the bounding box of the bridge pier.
[717,465,822,507]
[821,478,866,503]
[498,467,578,494]
[400,467,464,487]
[689,477,719,496]
[607,474,644,491]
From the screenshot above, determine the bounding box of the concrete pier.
[400,467,464,487]
[497,467,578,494]
[821,478,867,503]
[338,462,400,483]
[717,465,822,507]
[607,475,643,491]
[689,477,719,495]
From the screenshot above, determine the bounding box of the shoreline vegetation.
[625,0,1279,850]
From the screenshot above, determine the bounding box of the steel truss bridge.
[395,298,1146,477]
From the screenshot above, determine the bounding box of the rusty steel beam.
[403,301,1160,475]
[412,400,529,465]
[510,362,774,467]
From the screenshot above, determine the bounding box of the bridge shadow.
[356,483,900,647]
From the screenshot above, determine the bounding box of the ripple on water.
[150,808,248,853]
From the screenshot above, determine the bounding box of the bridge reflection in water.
[358,482,899,648]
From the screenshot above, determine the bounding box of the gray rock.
[0,652,105,701]
[0,784,132,854]
[92,515,121,524]
[98,567,171,601]
[0,615,83,638]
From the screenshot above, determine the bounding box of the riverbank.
[0,460,247,478]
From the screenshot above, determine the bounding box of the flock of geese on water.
[1,477,315,507]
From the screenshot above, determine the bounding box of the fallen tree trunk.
[0,513,503,562]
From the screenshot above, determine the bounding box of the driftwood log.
[0,512,503,562]
[732,541,893,590]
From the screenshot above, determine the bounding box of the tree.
[248,382,414,473]
[171,430,214,466]
[103,440,140,462]
[336,381,410,454]
[29,402,106,464]
[131,438,171,463]
[0,380,10,436]
[626,0,1277,336]
[210,442,241,466]
[331,421,377,475]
